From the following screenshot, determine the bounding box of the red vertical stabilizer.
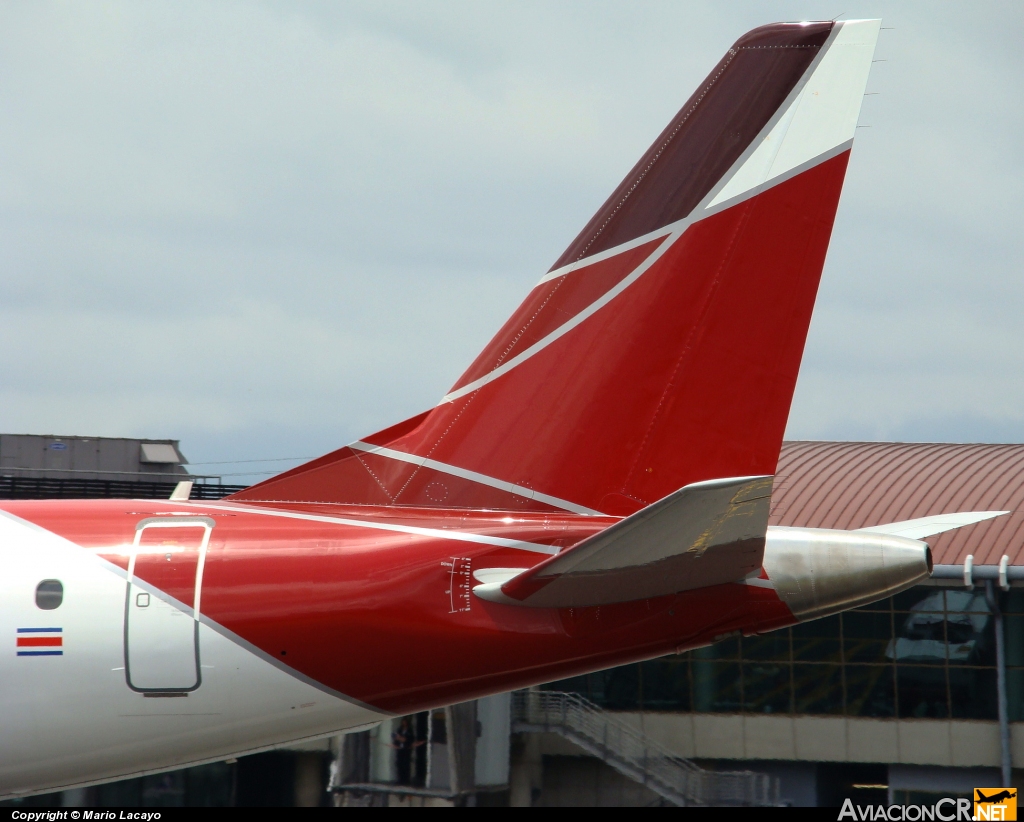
[232,20,881,515]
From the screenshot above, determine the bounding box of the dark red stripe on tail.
[550,22,832,270]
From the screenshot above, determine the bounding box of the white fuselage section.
[0,511,386,799]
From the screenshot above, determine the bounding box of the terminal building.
[0,433,242,499]
[518,441,1024,806]
[4,438,1024,807]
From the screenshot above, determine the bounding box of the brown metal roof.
[772,441,1024,566]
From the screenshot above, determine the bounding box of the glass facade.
[545,586,1024,720]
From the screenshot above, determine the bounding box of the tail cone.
[763,526,933,621]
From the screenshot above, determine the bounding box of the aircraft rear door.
[124,517,214,694]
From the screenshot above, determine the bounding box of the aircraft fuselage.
[0,498,793,797]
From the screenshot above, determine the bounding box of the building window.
[543,585,1005,720]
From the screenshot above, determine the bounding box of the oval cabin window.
[35,580,63,610]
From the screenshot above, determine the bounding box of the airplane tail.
[231,20,881,516]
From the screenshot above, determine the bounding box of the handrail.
[512,690,778,806]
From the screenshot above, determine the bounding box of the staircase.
[511,690,779,807]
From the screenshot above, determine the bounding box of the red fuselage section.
[3,498,795,713]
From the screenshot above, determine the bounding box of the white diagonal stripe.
[538,221,681,285]
[349,441,603,516]
[442,230,678,403]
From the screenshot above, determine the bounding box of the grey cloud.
[1,1,1022,484]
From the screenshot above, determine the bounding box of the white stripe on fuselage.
[186,499,565,556]
[348,441,602,516]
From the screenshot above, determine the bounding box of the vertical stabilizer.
[232,20,881,514]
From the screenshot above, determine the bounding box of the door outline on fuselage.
[123,516,215,694]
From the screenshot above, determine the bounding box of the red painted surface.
[16,637,62,648]
[451,238,664,392]
[135,526,205,609]
[2,498,794,712]
[238,152,850,516]
[409,153,849,515]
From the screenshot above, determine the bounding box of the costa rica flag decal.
[17,628,63,656]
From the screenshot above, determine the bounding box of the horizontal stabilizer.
[474,476,773,608]
[854,511,1009,540]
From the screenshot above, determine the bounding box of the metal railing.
[0,476,247,500]
[512,690,779,807]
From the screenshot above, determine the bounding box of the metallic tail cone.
[763,526,933,622]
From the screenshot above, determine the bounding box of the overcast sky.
[2,2,1022,484]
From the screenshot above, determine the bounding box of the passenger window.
[35,580,63,610]
[136,593,150,608]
